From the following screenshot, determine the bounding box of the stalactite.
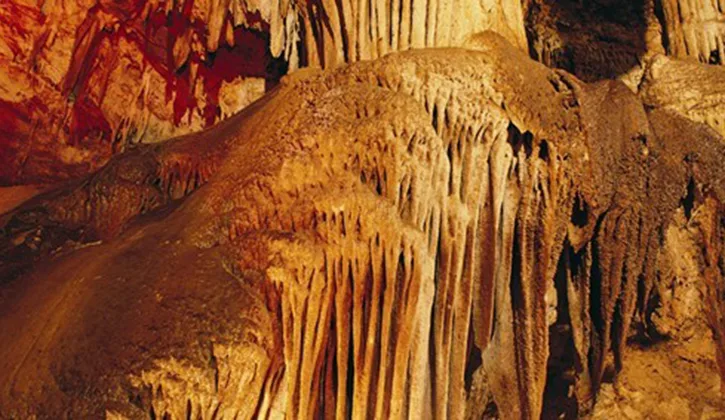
[658,0,725,64]
[2,31,725,420]
[292,0,527,67]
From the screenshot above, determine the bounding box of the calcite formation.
[0,0,527,185]
[0,0,288,184]
[640,54,725,137]
[3,0,725,183]
[1,29,724,418]
[2,1,725,419]
[657,0,725,64]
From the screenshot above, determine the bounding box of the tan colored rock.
[640,54,725,138]
[591,337,725,420]
[658,0,725,64]
[1,31,724,419]
[0,0,529,185]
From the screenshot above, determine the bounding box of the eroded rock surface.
[0,0,530,185]
[657,0,725,65]
[1,31,724,419]
[640,54,725,138]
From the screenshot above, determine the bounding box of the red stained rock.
[0,0,280,185]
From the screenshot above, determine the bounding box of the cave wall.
[0,0,293,184]
[0,0,529,185]
[1,31,725,419]
[2,0,723,185]
[1,2,725,420]
[658,0,725,65]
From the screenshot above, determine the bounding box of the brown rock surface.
[640,53,725,137]
[0,0,528,185]
[2,2,725,419]
[1,30,724,419]
[657,0,725,65]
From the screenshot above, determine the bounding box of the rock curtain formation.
[1,1,725,419]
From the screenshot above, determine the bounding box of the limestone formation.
[640,54,725,137]
[1,29,724,418]
[657,0,725,65]
[0,0,526,184]
[1,2,725,420]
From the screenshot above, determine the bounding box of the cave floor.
[592,334,725,419]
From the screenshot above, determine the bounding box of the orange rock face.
[1,32,724,418]
[0,0,284,184]
[0,0,534,186]
[1,2,725,419]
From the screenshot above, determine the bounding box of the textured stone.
[1,31,724,419]
[1,2,725,419]
[0,0,528,185]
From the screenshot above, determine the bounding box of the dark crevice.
[630,275,669,346]
[334,0,350,61]
[306,0,329,69]
[538,140,550,162]
[447,144,454,195]
[360,262,374,369]
[507,123,534,158]
[509,218,526,411]
[297,13,310,69]
[431,103,439,133]
[429,220,445,406]
[464,315,483,391]
[128,390,144,409]
[709,49,721,65]
[542,245,579,420]
[653,0,670,53]
[587,236,605,393]
[681,177,696,220]
[482,400,499,419]
[571,194,589,228]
